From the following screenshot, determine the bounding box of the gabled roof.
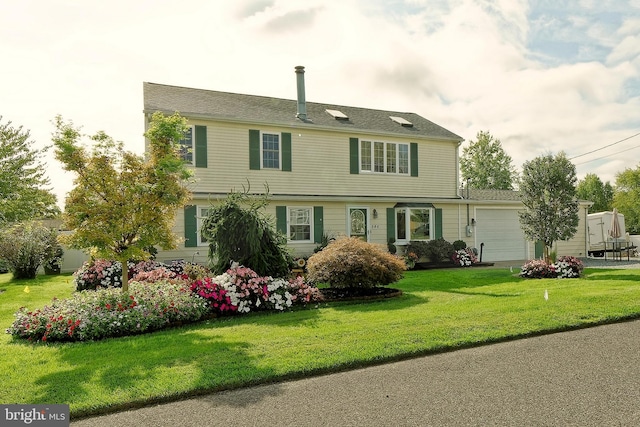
[143,82,463,142]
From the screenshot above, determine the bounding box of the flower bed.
[7,263,323,342]
[7,280,210,342]
[520,256,584,279]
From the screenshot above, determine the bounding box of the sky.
[2,0,640,208]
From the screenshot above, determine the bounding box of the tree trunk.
[121,262,129,293]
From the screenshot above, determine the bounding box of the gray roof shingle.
[143,82,463,142]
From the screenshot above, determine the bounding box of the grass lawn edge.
[70,313,640,420]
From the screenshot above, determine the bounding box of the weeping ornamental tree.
[518,152,579,261]
[52,112,192,292]
[201,189,291,277]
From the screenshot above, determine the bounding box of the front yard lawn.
[1,267,639,419]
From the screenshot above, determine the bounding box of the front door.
[348,207,368,241]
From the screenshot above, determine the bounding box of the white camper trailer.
[587,211,629,257]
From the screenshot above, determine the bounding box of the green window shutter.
[387,208,396,241]
[282,132,292,171]
[275,206,287,235]
[434,208,443,239]
[195,125,207,168]
[410,143,418,177]
[349,137,359,174]
[313,206,324,243]
[184,205,197,248]
[249,129,260,170]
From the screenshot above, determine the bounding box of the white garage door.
[475,209,527,262]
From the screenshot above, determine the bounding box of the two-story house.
[143,66,590,265]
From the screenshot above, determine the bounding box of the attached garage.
[474,208,527,262]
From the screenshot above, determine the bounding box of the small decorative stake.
[544,289,549,301]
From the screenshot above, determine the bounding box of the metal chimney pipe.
[295,65,307,120]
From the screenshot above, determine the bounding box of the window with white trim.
[261,132,281,169]
[396,207,432,242]
[178,126,194,164]
[197,207,211,246]
[360,140,409,174]
[288,207,313,242]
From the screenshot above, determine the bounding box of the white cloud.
[1,0,639,207]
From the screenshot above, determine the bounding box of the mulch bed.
[319,287,402,302]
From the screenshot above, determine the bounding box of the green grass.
[1,267,639,418]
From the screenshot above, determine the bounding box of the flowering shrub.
[74,259,199,290]
[306,237,406,288]
[190,264,322,314]
[131,267,179,283]
[287,275,323,304]
[404,252,418,270]
[451,248,478,267]
[520,259,556,279]
[189,277,237,315]
[6,281,210,342]
[520,256,584,279]
[553,256,584,278]
[74,259,127,291]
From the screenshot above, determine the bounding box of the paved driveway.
[72,320,640,426]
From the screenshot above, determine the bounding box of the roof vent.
[390,116,413,127]
[326,109,349,120]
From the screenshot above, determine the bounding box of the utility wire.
[568,131,640,160]
[574,142,640,165]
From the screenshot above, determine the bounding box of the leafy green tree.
[518,152,579,261]
[576,173,613,213]
[613,165,640,234]
[0,116,60,223]
[52,112,192,292]
[0,221,57,279]
[460,130,518,190]
[201,189,291,277]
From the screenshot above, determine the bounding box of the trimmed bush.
[452,240,467,251]
[404,240,429,259]
[306,237,406,288]
[424,238,455,263]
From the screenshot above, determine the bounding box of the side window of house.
[179,126,193,164]
[359,139,410,175]
[178,125,207,168]
[197,207,211,246]
[395,208,432,242]
[288,207,312,242]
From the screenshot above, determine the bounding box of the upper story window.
[262,132,281,169]
[179,126,194,164]
[396,207,432,242]
[250,129,292,171]
[360,140,409,175]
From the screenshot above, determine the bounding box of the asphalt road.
[72,319,640,426]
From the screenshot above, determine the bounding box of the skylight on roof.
[326,109,349,120]
[390,116,413,127]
